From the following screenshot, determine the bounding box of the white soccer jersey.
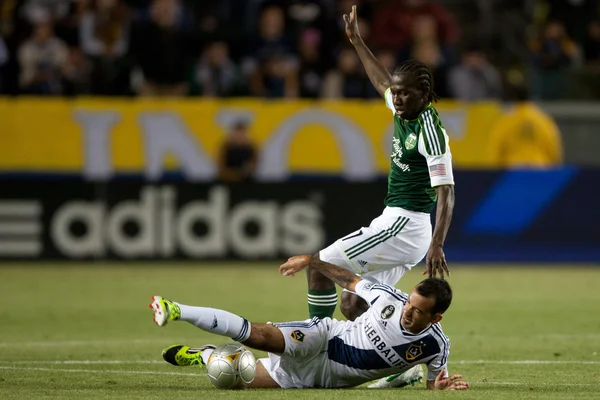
[326,280,450,386]
[263,280,450,388]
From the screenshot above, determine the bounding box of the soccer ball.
[206,343,256,389]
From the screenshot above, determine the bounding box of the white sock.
[176,303,251,342]
[200,348,214,365]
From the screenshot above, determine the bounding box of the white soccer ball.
[206,343,256,389]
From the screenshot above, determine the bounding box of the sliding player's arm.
[343,5,391,97]
[426,370,470,390]
[279,255,361,292]
[425,344,469,390]
[279,255,402,305]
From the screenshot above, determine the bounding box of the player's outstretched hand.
[343,5,361,44]
[423,245,450,279]
[279,255,311,277]
[433,370,470,390]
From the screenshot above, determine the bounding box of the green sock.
[308,288,338,319]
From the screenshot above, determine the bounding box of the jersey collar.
[400,102,433,123]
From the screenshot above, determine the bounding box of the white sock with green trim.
[176,303,251,342]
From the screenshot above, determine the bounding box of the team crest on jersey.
[380,305,395,319]
[405,344,423,361]
[291,330,305,342]
[405,133,417,150]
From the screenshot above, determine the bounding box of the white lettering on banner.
[0,201,42,256]
[74,111,119,180]
[74,109,380,181]
[139,113,216,180]
[280,202,323,254]
[107,189,156,257]
[437,110,466,140]
[50,186,325,258]
[176,187,226,257]
[52,201,104,257]
[256,108,377,181]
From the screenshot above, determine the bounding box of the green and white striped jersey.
[383,88,454,213]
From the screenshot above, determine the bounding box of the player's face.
[389,74,427,120]
[401,290,441,333]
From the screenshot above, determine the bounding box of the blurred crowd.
[0,0,598,100]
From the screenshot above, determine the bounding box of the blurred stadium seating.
[0,0,599,263]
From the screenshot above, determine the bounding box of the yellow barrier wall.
[0,98,505,175]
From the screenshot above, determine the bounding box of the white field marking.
[456,360,600,365]
[0,366,597,387]
[0,360,163,365]
[452,333,600,340]
[3,333,600,348]
[0,366,201,377]
[1,359,600,366]
[4,334,599,348]
[0,339,181,347]
[472,382,598,387]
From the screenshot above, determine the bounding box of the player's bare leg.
[340,291,369,321]
[307,258,338,319]
[247,362,282,388]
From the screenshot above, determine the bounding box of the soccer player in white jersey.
[149,255,469,391]
[305,5,456,327]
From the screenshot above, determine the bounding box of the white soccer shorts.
[259,317,334,388]
[319,206,432,287]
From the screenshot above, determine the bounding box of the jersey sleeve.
[417,109,455,187]
[354,280,408,306]
[426,332,450,381]
[384,88,395,115]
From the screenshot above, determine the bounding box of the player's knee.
[340,293,369,321]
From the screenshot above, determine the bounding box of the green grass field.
[1,263,599,399]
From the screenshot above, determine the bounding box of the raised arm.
[343,5,391,97]
[279,254,361,292]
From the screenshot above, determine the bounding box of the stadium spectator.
[79,0,131,95]
[583,20,600,66]
[297,28,326,98]
[217,119,258,183]
[130,0,197,96]
[62,45,92,95]
[543,0,599,43]
[448,44,502,101]
[192,41,245,97]
[529,20,580,100]
[321,47,370,98]
[0,36,8,93]
[397,14,454,98]
[371,0,459,52]
[21,0,71,25]
[246,5,299,98]
[488,94,563,168]
[18,15,69,95]
[285,0,336,37]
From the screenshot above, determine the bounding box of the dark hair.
[415,278,452,314]
[392,59,440,102]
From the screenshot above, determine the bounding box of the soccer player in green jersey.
[302,4,455,333]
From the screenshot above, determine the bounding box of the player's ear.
[431,313,442,324]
